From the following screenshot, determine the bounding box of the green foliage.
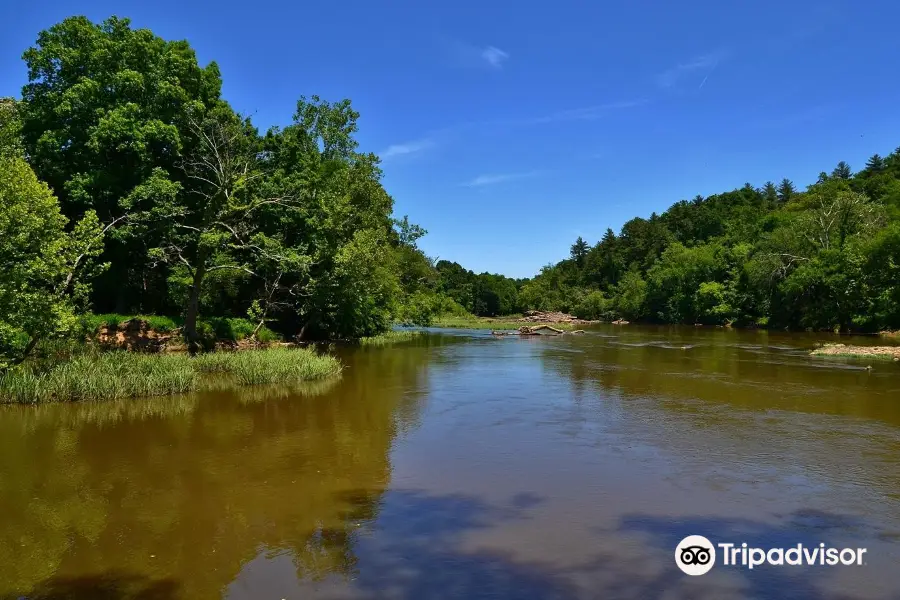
[79,313,180,334]
[20,16,222,315]
[434,260,522,317]
[310,229,401,338]
[6,15,900,342]
[394,291,443,326]
[0,157,104,368]
[613,271,648,320]
[573,291,613,320]
[512,150,900,331]
[0,97,22,157]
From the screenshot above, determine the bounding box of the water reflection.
[1,328,899,599]
[0,338,446,599]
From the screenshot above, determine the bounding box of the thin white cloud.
[521,99,647,125]
[381,138,436,159]
[481,46,509,69]
[441,37,510,70]
[381,99,641,165]
[657,51,726,89]
[464,171,543,187]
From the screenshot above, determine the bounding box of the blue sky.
[3,0,900,278]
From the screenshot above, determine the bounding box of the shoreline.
[810,344,900,360]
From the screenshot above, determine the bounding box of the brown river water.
[2,326,900,600]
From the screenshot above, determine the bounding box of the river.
[1,326,899,599]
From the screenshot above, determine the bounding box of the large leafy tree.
[0,98,22,156]
[19,16,222,313]
[261,96,400,337]
[0,157,104,367]
[145,104,312,346]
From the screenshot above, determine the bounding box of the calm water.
[2,326,900,600]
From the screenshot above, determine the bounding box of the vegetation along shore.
[1,16,899,404]
[811,344,900,361]
[0,347,341,404]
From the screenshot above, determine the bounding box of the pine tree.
[763,181,778,204]
[865,154,885,173]
[776,178,795,203]
[831,161,852,180]
[570,236,589,265]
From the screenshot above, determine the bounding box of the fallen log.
[519,325,566,335]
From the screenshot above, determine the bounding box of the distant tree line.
[518,158,900,331]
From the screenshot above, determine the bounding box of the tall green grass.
[193,347,341,385]
[359,330,426,346]
[0,347,341,404]
[0,352,195,404]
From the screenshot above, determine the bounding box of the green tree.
[831,161,852,180]
[573,291,612,320]
[762,181,778,205]
[0,98,22,157]
[570,236,589,266]
[261,95,399,338]
[777,178,796,203]
[612,271,647,320]
[0,157,104,367]
[19,16,222,314]
[145,105,298,347]
[865,154,885,173]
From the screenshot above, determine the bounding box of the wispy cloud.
[657,51,727,89]
[441,37,510,70]
[520,99,647,125]
[464,171,543,187]
[481,46,509,69]
[380,138,436,160]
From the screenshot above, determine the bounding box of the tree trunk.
[184,263,207,353]
[9,335,40,367]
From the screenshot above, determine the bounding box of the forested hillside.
[519,159,900,332]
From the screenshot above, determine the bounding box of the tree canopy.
[519,155,900,332]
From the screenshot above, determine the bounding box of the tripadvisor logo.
[675,535,716,576]
[675,535,868,575]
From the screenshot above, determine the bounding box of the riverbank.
[811,343,900,360]
[431,313,585,331]
[0,347,342,404]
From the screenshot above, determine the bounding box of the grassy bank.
[0,347,341,404]
[430,314,579,331]
[359,330,427,346]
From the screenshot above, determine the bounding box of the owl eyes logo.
[675,535,716,575]
[680,545,712,565]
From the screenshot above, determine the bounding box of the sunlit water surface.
[2,326,900,599]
